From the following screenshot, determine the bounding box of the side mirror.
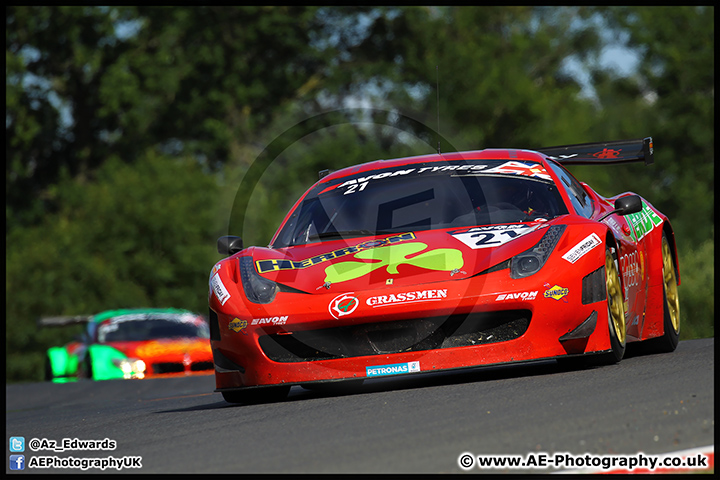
[599,194,643,222]
[614,195,643,216]
[217,236,244,256]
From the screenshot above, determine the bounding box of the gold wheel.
[662,236,680,334]
[605,249,626,346]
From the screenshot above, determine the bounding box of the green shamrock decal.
[324,242,464,283]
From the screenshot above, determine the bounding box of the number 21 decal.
[448,224,542,249]
[344,182,369,195]
[470,230,521,247]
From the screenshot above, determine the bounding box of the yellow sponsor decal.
[256,232,416,273]
[228,318,248,333]
[543,283,569,302]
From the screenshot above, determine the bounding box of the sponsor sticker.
[449,223,542,250]
[228,318,248,333]
[593,147,622,158]
[366,289,448,307]
[321,165,492,196]
[482,161,553,181]
[496,291,538,301]
[210,274,231,305]
[250,316,288,326]
[208,263,222,289]
[562,233,602,264]
[621,250,644,308]
[543,283,569,302]
[624,201,664,243]
[336,168,418,195]
[605,217,624,236]
[366,361,421,377]
[320,161,552,197]
[256,232,416,273]
[328,293,360,319]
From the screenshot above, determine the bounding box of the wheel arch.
[661,221,680,285]
[85,344,128,380]
[604,230,625,296]
[46,346,77,379]
[603,228,627,362]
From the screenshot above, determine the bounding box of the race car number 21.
[448,224,541,250]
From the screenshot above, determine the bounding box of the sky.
[564,45,641,101]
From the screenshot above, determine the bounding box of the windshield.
[97,314,210,343]
[274,160,568,247]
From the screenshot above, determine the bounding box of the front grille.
[190,361,213,372]
[259,310,531,363]
[151,361,214,374]
[152,362,184,374]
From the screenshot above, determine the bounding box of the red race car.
[209,137,680,403]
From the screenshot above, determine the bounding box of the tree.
[7,6,131,226]
[6,152,223,382]
[317,7,604,151]
[583,6,714,248]
[6,6,329,229]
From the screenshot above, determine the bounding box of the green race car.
[41,308,213,382]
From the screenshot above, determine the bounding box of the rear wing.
[37,315,92,327]
[537,137,653,166]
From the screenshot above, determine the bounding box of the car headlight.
[239,256,279,304]
[510,225,566,279]
[113,358,146,379]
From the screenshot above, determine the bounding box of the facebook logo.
[9,437,25,452]
[9,455,25,470]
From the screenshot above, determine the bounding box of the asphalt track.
[6,337,714,474]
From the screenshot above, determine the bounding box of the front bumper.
[210,266,612,392]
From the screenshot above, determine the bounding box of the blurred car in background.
[40,308,213,382]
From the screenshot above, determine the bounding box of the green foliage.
[335,6,602,150]
[587,6,714,248]
[7,6,135,226]
[6,6,328,228]
[6,153,223,382]
[676,234,714,340]
[570,8,714,344]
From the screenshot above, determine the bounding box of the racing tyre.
[83,355,94,380]
[222,385,291,405]
[642,234,680,353]
[598,246,626,364]
[44,356,55,382]
[657,234,680,350]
